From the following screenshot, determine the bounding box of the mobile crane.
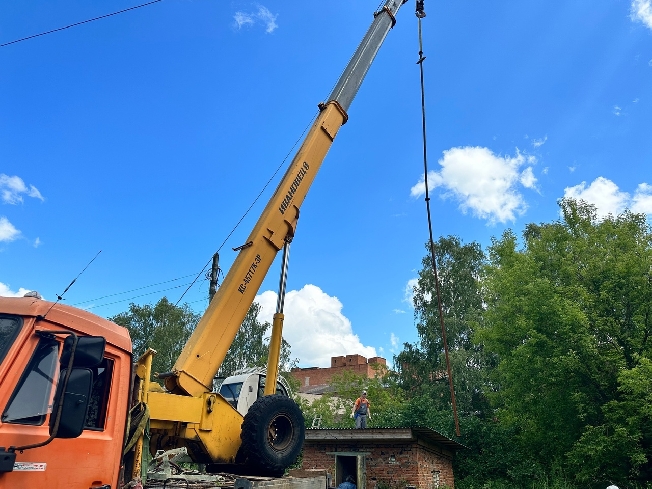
[0,0,410,487]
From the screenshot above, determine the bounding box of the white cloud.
[634,98,640,103]
[631,0,652,29]
[562,177,652,218]
[256,6,278,33]
[255,284,376,368]
[393,309,406,314]
[631,183,652,214]
[542,167,549,175]
[0,174,44,204]
[520,167,537,189]
[233,4,278,33]
[569,166,576,173]
[0,217,20,242]
[411,146,537,224]
[613,105,622,116]
[403,278,418,306]
[390,333,399,350]
[649,59,652,67]
[532,136,547,148]
[0,282,31,297]
[234,12,254,29]
[34,237,41,248]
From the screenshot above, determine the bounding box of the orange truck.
[0,1,409,487]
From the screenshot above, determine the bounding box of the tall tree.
[110,297,200,377]
[395,235,488,419]
[478,199,652,487]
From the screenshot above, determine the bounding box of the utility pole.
[208,252,220,302]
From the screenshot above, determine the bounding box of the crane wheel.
[239,394,305,476]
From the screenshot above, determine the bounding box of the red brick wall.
[291,356,387,391]
[302,440,454,489]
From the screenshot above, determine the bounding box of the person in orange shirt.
[351,390,371,428]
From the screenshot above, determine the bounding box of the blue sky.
[2,0,651,367]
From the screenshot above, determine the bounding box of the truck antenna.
[37,250,102,321]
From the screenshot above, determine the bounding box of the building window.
[2,337,60,425]
[305,377,310,386]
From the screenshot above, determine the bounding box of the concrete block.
[235,476,327,489]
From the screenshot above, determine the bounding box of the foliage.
[111,297,200,377]
[298,369,405,429]
[477,199,652,486]
[394,236,490,432]
[297,200,652,487]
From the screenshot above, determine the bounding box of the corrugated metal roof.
[304,427,466,451]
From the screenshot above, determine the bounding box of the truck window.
[257,376,288,397]
[85,358,114,430]
[0,315,22,365]
[2,337,60,425]
[219,382,243,409]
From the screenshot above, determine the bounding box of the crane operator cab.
[218,367,291,417]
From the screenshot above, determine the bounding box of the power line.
[71,273,198,306]
[84,281,196,310]
[0,0,163,48]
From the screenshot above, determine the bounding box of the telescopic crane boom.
[167,0,409,398]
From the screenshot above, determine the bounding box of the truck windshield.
[2,337,60,425]
[219,382,243,409]
[0,315,22,366]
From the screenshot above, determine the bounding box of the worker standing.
[351,390,371,428]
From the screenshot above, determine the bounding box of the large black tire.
[239,394,305,476]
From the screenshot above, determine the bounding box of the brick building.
[301,428,464,489]
[291,355,387,393]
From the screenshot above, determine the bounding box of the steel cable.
[415,1,461,437]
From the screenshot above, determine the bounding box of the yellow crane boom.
[166,0,408,398]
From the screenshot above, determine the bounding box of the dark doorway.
[333,453,367,489]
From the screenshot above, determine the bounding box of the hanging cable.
[415,0,461,437]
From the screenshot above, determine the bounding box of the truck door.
[0,320,128,489]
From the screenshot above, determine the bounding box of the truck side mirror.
[49,368,93,438]
[60,336,105,368]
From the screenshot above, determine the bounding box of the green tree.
[111,297,200,377]
[477,199,652,486]
[395,236,488,423]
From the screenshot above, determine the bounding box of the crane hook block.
[416,0,426,18]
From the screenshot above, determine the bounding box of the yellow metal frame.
[132,348,155,480]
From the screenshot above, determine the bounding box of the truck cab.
[0,295,132,489]
[218,367,291,417]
